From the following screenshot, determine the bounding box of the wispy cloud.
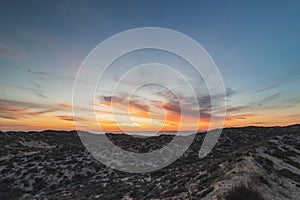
[97,90,227,131]
[0,82,48,99]
[0,98,69,120]
[22,66,73,81]
[255,66,300,93]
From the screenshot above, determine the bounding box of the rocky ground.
[1,125,300,199]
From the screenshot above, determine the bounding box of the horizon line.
[1,123,299,135]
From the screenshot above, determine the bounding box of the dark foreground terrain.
[1,125,300,199]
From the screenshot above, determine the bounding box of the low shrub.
[225,184,264,200]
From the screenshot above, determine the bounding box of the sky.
[0,0,300,132]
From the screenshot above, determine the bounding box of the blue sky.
[0,0,300,131]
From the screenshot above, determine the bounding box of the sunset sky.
[1,0,300,132]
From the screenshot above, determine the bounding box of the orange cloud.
[1,94,300,133]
